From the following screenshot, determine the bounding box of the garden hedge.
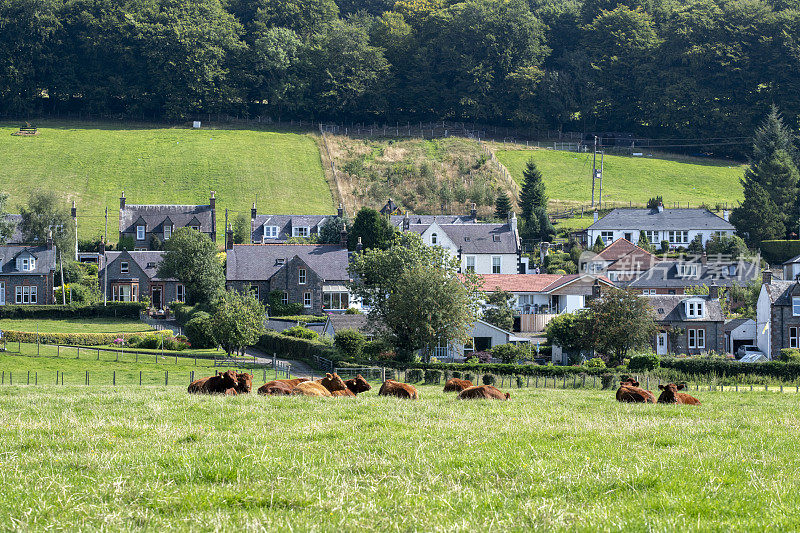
[659,357,800,381]
[257,331,337,361]
[759,240,800,265]
[1,329,171,347]
[0,302,145,320]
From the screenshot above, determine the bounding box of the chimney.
[46,228,53,250]
[591,278,602,300]
[701,253,707,266]
[540,241,550,264]
[657,203,664,213]
[225,224,234,250]
[71,200,77,220]
[251,202,257,221]
[339,223,348,248]
[402,211,410,232]
[337,203,344,218]
[762,270,773,285]
[709,284,719,299]
[722,209,729,222]
[471,203,477,222]
[120,191,126,209]
[99,237,105,255]
[210,191,216,209]
[356,236,363,253]
[510,212,518,236]
[593,209,598,223]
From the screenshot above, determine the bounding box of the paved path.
[243,346,316,379]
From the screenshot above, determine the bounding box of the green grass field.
[0,317,153,334]
[0,378,797,529]
[496,148,746,208]
[0,121,334,240]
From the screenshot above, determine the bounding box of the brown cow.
[235,372,253,394]
[616,378,656,403]
[443,378,474,392]
[257,377,309,395]
[260,381,294,395]
[657,383,701,405]
[345,375,372,395]
[458,385,510,400]
[378,379,419,399]
[291,381,333,397]
[188,370,237,394]
[317,373,348,393]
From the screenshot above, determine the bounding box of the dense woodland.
[2,0,800,149]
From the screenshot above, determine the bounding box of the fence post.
[139,371,142,386]
[165,371,168,386]
[27,370,30,385]
[97,349,100,360]
[9,372,11,386]
[54,371,57,385]
[535,376,538,388]
[86,370,89,386]
[191,371,194,383]
[57,345,60,357]
[113,371,115,386]
[35,372,37,385]
[77,346,80,359]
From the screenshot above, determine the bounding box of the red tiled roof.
[477,274,563,293]
[595,238,654,261]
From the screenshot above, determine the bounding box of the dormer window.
[679,264,698,277]
[276,258,285,265]
[293,227,309,238]
[431,233,438,245]
[18,257,35,271]
[685,299,705,318]
[146,262,156,269]
[163,225,172,240]
[264,226,279,239]
[136,225,145,241]
[464,236,470,242]
[189,225,200,232]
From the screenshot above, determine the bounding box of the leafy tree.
[494,193,511,220]
[318,215,347,244]
[233,213,250,244]
[482,289,514,331]
[687,234,704,255]
[491,343,521,364]
[646,196,663,209]
[0,192,14,244]
[545,310,594,354]
[158,228,225,305]
[19,190,75,259]
[519,159,547,222]
[348,207,395,251]
[211,289,266,355]
[587,288,657,366]
[348,232,482,362]
[706,233,748,259]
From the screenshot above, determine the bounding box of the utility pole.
[591,136,598,207]
[104,207,108,306]
[598,151,604,210]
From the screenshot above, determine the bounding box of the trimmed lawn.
[0,384,797,529]
[0,121,334,240]
[496,147,746,208]
[0,317,153,334]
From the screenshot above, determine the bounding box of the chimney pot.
[593,209,598,223]
[251,202,257,220]
[120,191,126,209]
[337,203,344,218]
[210,191,216,209]
[225,223,234,250]
[763,270,773,285]
[722,209,729,222]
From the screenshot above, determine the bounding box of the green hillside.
[496,148,746,208]
[0,122,334,241]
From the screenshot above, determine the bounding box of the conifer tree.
[520,159,547,222]
[494,193,512,220]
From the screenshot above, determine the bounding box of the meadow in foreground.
[0,384,798,531]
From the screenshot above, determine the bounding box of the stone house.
[647,288,725,355]
[99,250,184,309]
[0,243,57,305]
[627,256,760,295]
[756,271,800,359]
[226,243,352,315]
[118,191,217,250]
[249,204,343,243]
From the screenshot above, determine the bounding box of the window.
[601,231,614,244]
[323,292,349,310]
[464,236,471,242]
[686,300,704,318]
[465,256,476,273]
[492,256,501,274]
[293,227,310,238]
[136,225,145,240]
[492,235,501,242]
[790,327,800,349]
[276,258,285,265]
[642,289,656,295]
[281,292,289,305]
[668,230,688,244]
[120,261,129,274]
[164,225,172,240]
[146,262,156,269]
[644,231,659,244]
[15,286,21,304]
[112,284,137,302]
[299,268,307,285]
[15,286,36,304]
[0,282,4,305]
[18,257,35,271]
[189,225,200,232]
[176,284,185,303]
[303,292,312,308]
[431,232,438,245]
[263,226,279,239]
[688,328,705,349]
[679,264,698,277]
[793,297,800,317]
[250,285,259,301]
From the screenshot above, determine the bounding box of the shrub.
[334,329,366,360]
[491,344,521,364]
[274,315,327,324]
[600,373,618,389]
[451,371,462,379]
[629,353,661,371]
[256,331,338,363]
[760,240,800,265]
[406,369,424,383]
[778,349,800,363]
[281,326,318,340]
[482,374,496,385]
[472,351,492,363]
[185,311,215,349]
[345,307,361,314]
[269,291,304,316]
[136,335,163,349]
[463,373,474,383]
[585,357,606,369]
[424,369,442,384]
[0,302,144,320]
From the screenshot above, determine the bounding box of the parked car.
[736,345,763,360]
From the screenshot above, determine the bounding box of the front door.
[656,332,668,355]
[151,287,163,309]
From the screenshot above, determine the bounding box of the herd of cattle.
[187,371,510,400]
[187,372,697,405]
[616,378,701,405]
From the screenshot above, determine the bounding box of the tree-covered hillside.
[1,0,798,153]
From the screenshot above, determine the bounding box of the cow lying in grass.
[458,385,510,400]
[188,370,241,395]
[378,379,419,399]
[443,378,473,392]
[257,378,309,395]
[657,383,701,405]
[345,375,371,395]
[616,378,656,403]
[292,373,349,397]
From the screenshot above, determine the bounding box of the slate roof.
[765,280,800,305]
[102,251,176,281]
[251,215,331,242]
[120,204,214,233]
[724,317,754,332]
[389,214,475,227]
[267,318,326,334]
[0,245,57,275]
[627,260,760,289]
[226,244,350,282]
[3,215,24,244]
[646,294,725,323]
[588,208,734,231]
[439,224,518,254]
[783,254,800,265]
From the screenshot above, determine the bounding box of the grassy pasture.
[0,382,797,530]
[0,317,153,334]
[0,121,334,240]
[495,147,746,208]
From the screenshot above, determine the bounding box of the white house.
[478,273,614,315]
[782,254,800,281]
[587,206,734,249]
